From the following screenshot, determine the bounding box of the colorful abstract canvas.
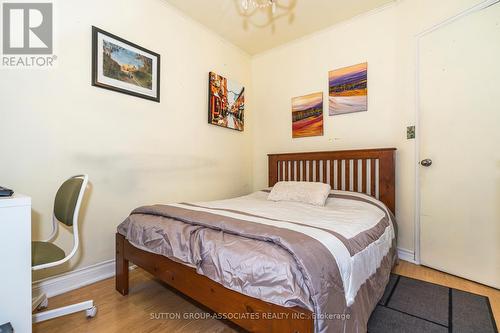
[208,72,245,131]
[292,92,324,138]
[329,62,367,115]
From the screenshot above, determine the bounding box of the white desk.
[0,194,32,333]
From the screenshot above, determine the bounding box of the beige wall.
[0,0,252,279]
[250,0,483,253]
[0,0,487,280]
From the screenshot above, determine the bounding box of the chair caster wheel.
[86,306,97,318]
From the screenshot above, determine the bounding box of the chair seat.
[32,241,65,266]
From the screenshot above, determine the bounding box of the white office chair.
[31,175,97,323]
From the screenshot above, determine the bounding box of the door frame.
[414,0,499,264]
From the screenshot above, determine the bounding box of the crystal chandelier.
[241,0,276,14]
[236,0,296,30]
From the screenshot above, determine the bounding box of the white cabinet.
[0,194,31,333]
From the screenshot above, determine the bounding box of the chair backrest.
[54,177,84,226]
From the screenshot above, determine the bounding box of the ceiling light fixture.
[241,0,276,14]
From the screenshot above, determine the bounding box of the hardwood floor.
[33,260,499,333]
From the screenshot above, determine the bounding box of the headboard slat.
[362,160,367,193]
[370,159,376,197]
[336,160,341,191]
[322,161,327,184]
[329,160,334,189]
[307,161,313,182]
[345,160,351,191]
[268,148,396,214]
[353,160,359,192]
[314,161,319,182]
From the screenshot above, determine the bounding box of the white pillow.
[267,181,331,206]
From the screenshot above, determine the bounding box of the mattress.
[118,190,397,333]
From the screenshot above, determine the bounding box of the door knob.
[420,159,432,167]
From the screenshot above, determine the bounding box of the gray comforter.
[118,190,397,333]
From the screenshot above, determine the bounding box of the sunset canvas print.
[329,62,367,115]
[292,92,324,138]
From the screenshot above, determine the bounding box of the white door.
[419,3,500,288]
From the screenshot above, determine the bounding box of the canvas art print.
[292,92,324,138]
[208,72,245,131]
[329,62,367,115]
[92,26,160,102]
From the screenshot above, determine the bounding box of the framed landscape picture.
[208,72,245,131]
[329,62,367,115]
[292,92,324,138]
[92,26,160,102]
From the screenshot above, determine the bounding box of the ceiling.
[164,0,395,55]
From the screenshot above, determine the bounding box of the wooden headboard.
[268,148,396,213]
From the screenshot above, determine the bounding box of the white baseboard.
[32,259,134,298]
[397,247,417,264]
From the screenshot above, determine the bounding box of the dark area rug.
[367,274,498,333]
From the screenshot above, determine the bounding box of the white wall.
[250,0,483,253]
[0,0,252,279]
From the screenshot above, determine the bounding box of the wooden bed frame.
[116,148,396,333]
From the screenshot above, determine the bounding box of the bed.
[116,148,397,333]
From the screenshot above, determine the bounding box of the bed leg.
[116,233,129,295]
